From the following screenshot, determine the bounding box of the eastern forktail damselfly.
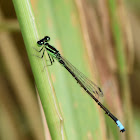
[34,36,125,133]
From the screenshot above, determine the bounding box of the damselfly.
[34,36,125,133]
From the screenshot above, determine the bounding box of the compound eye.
[37,40,44,45]
[44,36,50,41]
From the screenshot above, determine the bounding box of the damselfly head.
[37,36,50,46]
[44,36,50,42]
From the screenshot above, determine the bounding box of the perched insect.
[34,36,125,133]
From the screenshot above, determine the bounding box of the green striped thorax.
[37,36,61,59]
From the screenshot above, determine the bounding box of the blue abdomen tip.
[116,120,125,132]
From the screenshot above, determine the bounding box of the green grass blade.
[32,0,104,139]
[108,0,134,139]
[12,0,67,139]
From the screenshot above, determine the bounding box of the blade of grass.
[32,0,104,139]
[12,0,67,139]
[0,8,44,140]
[108,0,134,139]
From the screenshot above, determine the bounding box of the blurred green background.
[0,0,140,140]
